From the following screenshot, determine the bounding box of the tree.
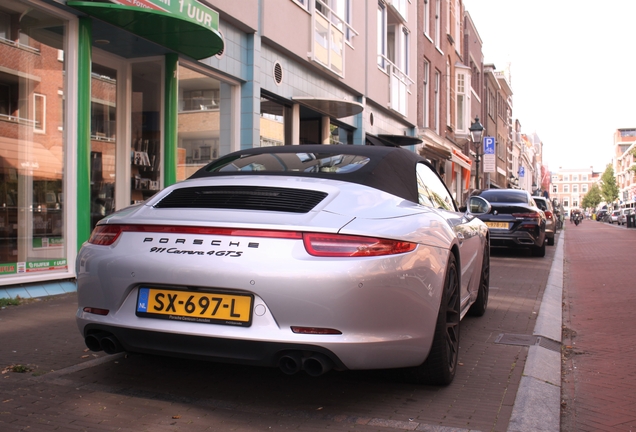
[581,183,602,209]
[630,148,636,175]
[600,164,620,205]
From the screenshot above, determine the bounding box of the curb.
[507,229,564,432]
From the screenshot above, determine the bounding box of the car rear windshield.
[479,190,528,203]
[204,152,371,174]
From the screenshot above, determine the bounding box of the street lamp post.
[469,116,485,190]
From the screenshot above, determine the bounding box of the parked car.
[595,209,608,222]
[471,189,546,257]
[609,209,621,224]
[618,208,632,225]
[532,196,555,246]
[76,144,492,386]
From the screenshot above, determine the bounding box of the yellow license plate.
[136,287,253,326]
[485,222,509,229]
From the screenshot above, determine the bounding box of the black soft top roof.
[189,144,428,203]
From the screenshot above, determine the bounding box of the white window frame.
[434,0,441,49]
[454,0,461,48]
[434,70,440,133]
[564,185,570,193]
[377,1,387,70]
[422,60,429,128]
[573,184,579,193]
[582,184,588,193]
[423,0,431,37]
[312,0,354,77]
[446,61,451,128]
[456,71,467,133]
[33,93,46,133]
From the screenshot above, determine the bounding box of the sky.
[462,0,636,172]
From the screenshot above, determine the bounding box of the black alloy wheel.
[404,254,460,385]
[469,239,489,317]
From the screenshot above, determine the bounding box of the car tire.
[547,236,555,246]
[403,254,460,386]
[532,241,546,257]
[468,239,489,317]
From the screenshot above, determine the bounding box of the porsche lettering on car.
[76,144,491,385]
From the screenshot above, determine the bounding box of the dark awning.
[378,135,422,147]
[365,134,422,147]
[67,1,224,60]
[293,97,363,119]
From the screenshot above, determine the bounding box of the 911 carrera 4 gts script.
[149,247,243,257]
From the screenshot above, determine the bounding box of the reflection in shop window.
[0,0,67,277]
[33,93,45,133]
[177,66,222,181]
[260,95,285,147]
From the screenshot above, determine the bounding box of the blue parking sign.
[519,166,525,177]
[483,136,495,155]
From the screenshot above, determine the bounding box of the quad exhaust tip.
[84,332,124,355]
[278,352,333,377]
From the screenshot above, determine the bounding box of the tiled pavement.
[561,219,636,431]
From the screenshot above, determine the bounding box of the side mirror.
[466,196,491,215]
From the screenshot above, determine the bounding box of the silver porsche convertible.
[76,144,491,385]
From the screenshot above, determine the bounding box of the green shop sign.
[111,0,219,31]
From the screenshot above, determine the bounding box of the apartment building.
[417,1,480,204]
[613,128,636,208]
[551,167,598,216]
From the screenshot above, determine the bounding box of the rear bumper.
[490,230,544,248]
[82,323,349,370]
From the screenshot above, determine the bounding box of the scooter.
[574,214,582,226]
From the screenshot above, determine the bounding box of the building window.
[422,60,429,128]
[453,0,461,49]
[573,184,578,193]
[563,174,569,181]
[33,93,45,133]
[582,184,588,193]
[434,0,441,49]
[434,70,440,133]
[423,0,431,37]
[456,72,466,132]
[446,61,451,128]
[582,174,588,181]
[379,3,411,116]
[0,4,68,279]
[563,199,569,208]
[377,1,386,69]
[552,185,558,194]
[573,174,579,181]
[563,185,569,193]
[314,0,352,76]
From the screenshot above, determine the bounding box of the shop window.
[177,65,223,181]
[0,1,67,278]
[90,62,117,227]
[260,94,286,147]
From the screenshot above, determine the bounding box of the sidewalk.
[561,220,636,431]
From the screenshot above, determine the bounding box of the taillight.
[512,212,541,220]
[303,233,416,257]
[88,225,125,245]
[544,211,553,218]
